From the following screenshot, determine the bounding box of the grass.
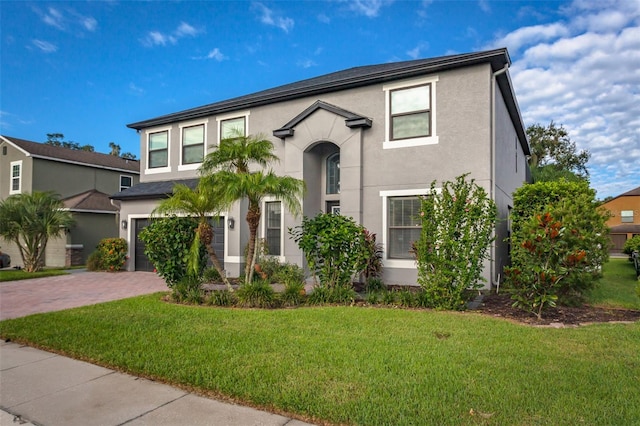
[588,257,640,309]
[1,294,639,425]
[0,268,69,282]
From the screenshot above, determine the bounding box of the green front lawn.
[0,268,69,282]
[1,293,639,425]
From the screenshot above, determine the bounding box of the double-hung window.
[621,210,634,223]
[148,130,168,169]
[182,124,205,165]
[265,201,282,256]
[388,196,422,259]
[220,117,246,140]
[383,76,438,149]
[10,160,22,194]
[120,175,133,191]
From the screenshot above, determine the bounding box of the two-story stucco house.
[113,48,530,287]
[0,136,140,266]
[601,186,640,255]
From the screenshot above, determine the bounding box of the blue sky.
[1,0,638,199]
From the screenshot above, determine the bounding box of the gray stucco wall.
[71,212,119,263]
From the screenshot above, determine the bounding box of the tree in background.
[108,141,137,160]
[526,122,590,182]
[505,180,610,319]
[0,191,75,272]
[46,133,94,152]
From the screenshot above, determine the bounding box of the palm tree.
[0,191,75,272]
[200,133,305,283]
[153,181,233,291]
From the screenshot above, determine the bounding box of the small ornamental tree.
[87,238,128,271]
[290,213,369,288]
[414,174,497,310]
[138,216,206,287]
[506,180,610,318]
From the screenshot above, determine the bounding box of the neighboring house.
[0,136,140,266]
[112,48,531,287]
[601,186,640,255]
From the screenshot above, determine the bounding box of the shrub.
[139,216,206,287]
[172,275,203,304]
[398,289,415,308]
[206,290,237,307]
[307,284,356,305]
[87,238,128,272]
[380,289,396,305]
[623,235,640,256]
[506,180,610,318]
[414,174,497,310]
[365,277,385,293]
[290,213,368,287]
[274,263,305,286]
[203,266,221,283]
[361,230,383,282]
[256,256,282,283]
[236,280,277,308]
[281,280,306,307]
[366,291,379,305]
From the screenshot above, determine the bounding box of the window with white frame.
[326,152,340,194]
[10,160,22,194]
[621,210,634,223]
[265,201,281,256]
[120,175,133,191]
[181,124,205,165]
[383,76,438,149]
[388,196,422,259]
[148,130,168,169]
[220,116,246,140]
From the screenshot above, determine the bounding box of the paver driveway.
[0,271,168,320]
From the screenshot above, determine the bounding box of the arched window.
[326,152,340,194]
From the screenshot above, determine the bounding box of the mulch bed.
[474,293,640,326]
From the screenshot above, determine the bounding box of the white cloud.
[35,6,97,34]
[192,48,227,61]
[497,0,640,198]
[478,0,490,13]
[141,21,201,47]
[297,59,317,68]
[407,41,429,59]
[80,16,97,32]
[32,39,58,53]
[341,0,394,18]
[317,13,331,24]
[129,83,144,95]
[252,2,294,33]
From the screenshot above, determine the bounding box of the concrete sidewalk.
[0,340,314,426]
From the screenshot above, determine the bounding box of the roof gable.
[1,136,140,173]
[62,189,118,213]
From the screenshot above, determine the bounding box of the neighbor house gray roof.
[63,190,118,213]
[110,178,199,201]
[610,224,640,234]
[127,48,528,153]
[617,186,640,198]
[1,136,140,173]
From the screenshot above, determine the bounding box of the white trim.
[119,174,133,192]
[65,244,84,249]
[0,136,30,156]
[145,126,172,174]
[383,75,439,150]
[178,119,208,169]
[379,188,440,269]
[67,209,117,214]
[9,160,22,194]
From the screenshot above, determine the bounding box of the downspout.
[490,63,509,291]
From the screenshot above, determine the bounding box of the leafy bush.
[398,289,415,307]
[380,289,396,305]
[256,256,282,282]
[172,275,203,304]
[365,277,385,293]
[236,280,277,308]
[623,235,640,256]
[203,266,221,283]
[366,291,379,305]
[139,216,206,287]
[206,290,237,307]
[414,174,496,310]
[307,284,356,305]
[506,180,610,318]
[281,280,306,307]
[86,238,128,272]
[274,263,305,286]
[361,230,383,282]
[290,213,368,287]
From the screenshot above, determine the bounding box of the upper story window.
[221,117,246,139]
[148,130,169,169]
[383,76,438,149]
[390,84,431,140]
[10,160,22,194]
[120,175,133,192]
[182,124,205,165]
[621,210,634,223]
[326,153,340,194]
